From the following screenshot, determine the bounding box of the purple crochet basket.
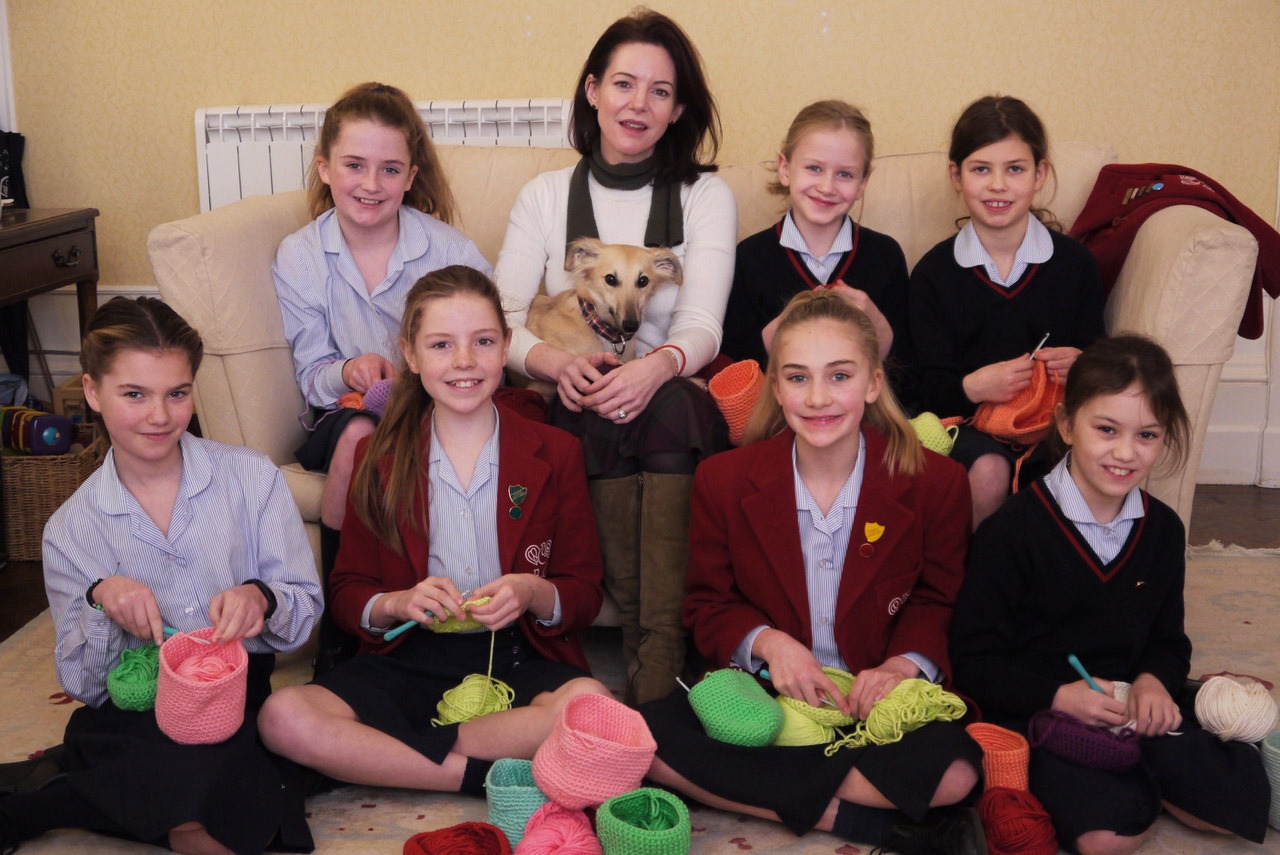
[1028,709,1141,773]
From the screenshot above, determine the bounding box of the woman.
[496,9,737,705]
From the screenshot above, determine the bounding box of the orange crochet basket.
[966,722,1031,791]
[971,360,1063,447]
[156,627,248,745]
[708,359,765,447]
[531,693,657,810]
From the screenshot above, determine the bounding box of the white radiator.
[195,98,572,212]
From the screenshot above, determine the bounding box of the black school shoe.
[872,805,986,855]
[0,745,66,796]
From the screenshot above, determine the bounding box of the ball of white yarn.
[1195,676,1279,743]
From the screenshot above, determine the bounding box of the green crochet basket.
[106,643,160,711]
[688,669,783,747]
[485,758,548,847]
[597,787,690,855]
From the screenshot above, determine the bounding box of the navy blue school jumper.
[950,482,1269,846]
[907,230,1106,421]
[723,218,914,405]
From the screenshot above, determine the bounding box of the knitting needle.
[758,669,840,708]
[1067,654,1104,693]
[1028,331,1051,360]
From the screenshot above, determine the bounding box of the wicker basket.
[1,447,101,561]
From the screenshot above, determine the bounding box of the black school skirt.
[61,653,313,854]
[640,689,983,835]
[314,626,589,765]
[1029,720,1270,848]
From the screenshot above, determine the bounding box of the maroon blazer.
[684,427,972,682]
[330,406,604,673]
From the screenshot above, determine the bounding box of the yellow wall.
[10,0,1280,286]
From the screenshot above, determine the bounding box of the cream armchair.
[149,142,1257,566]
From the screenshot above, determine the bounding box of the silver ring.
[617,408,628,420]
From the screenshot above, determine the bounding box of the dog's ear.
[565,238,603,273]
[650,248,683,286]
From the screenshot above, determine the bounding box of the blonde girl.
[643,290,985,853]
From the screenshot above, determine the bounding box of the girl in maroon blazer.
[258,266,611,797]
[642,290,986,853]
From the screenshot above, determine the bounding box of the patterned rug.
[2,543,1277,853]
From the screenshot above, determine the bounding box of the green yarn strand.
[824,678,967,756]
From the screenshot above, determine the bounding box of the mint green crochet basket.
[688,669,783,747]
[485,758,548,847]
[597,787,690,855]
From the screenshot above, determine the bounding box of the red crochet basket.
[532,693,656,809]
[156,627,248,745]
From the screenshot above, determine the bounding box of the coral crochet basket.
[966,722,1031,791]
[156,627,248,745]
[532,694,656,810]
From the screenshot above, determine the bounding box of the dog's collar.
[578,296,632,355]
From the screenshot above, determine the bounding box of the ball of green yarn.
[107,643,160,711]
[773,700,836,746]
[689,669,783,747]
[597,787,690,855]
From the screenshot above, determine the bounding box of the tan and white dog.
[517,237,682,401]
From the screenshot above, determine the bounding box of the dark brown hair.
[769,99,874,197]
[742,290,922,477]
[570,9,720,185]
[307,81,457,224]
[1051,334,1190,475]
[949,94,1059,231]
[349,266,509,551]
[80,296,204,452]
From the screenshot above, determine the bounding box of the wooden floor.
[2,484,1278,646]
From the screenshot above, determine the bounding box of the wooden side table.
[0,207,101,335]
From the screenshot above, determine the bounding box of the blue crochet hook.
[384,589,472,641]
[162,626,211,644]
[1067,653,1104,693]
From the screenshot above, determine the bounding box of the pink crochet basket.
[532,693,656,809]
[156,627,248,745]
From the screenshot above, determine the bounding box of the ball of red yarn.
[516,802,600,854]
[976,786,1057,855]
[403,821,513,855]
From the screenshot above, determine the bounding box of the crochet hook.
[758,669,839,708]
[384,589,473,641]
[1067,654,1104,693]
[162,626,211,644]
[1028,331,1050,360]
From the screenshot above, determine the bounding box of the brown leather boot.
[588,475,642,701]
[632,472,694,705]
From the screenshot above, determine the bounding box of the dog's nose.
[622,319,640,334]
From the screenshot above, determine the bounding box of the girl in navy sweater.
[951,335,1269,853]
[908,96,1106,528]
[723,100,911,402]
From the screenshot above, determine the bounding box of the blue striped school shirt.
[42,434,323,707]
[779,211,854,284]
[272,206,492,410]
[1043,454,1145,564]
[734,433,937,681]
[953,216,1053,287]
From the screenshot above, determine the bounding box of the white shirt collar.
[953,216,1053,286]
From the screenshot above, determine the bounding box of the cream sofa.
[148,143,1257,565]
